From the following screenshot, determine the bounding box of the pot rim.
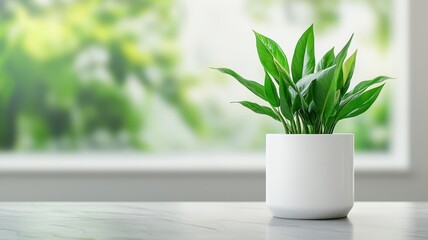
[266,133,354,136]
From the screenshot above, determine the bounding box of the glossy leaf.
[264,72,280,107]
[342,76,391,103]
[253,31,290,83]
[296,65,336,97]
[316,47,335,71]
[337,84,385,120]
[312,65,337,123]
[233,101,279,121]
[307,105,318,124]
[335,34,353,66]
[213,68,267,101]
[334,34,354,90]
[278,80,294,121]
[349,76,390,95]
[276,60,301,120]
[305,82,319,124]
[292,25,315,82]
[341,50,357,95]
[289,87,302,113]
[274,60,297,92]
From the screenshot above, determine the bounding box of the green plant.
[214,25,390,134]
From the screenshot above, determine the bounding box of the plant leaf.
[312,65,337,123]
[341,50,357,96]
[308,102,318,123]
[273,60,298,91]
[291,25,315,82]
[275,61,300,120]
[334,34,354,90]
[337,84,385,120]
[278,81,294,121]
[233,101,279,121]
[296,65,336,97]
[253,31,290,83]
[335,34,353,66]
[213,67,267,101]
[264,72,280,107]
[342,76,391,103]
[350,76,391,95]
[289,87,301,113]
[316,47,335,71]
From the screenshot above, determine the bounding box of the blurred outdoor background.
[0,0,400,154]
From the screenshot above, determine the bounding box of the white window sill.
[0,152,409,174]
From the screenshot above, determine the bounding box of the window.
[0,0,408,171]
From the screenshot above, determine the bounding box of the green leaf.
[350,76,391,95]
[312,65,337,123]
[278,80,294,121]
[233,101,279,121]
[335,34,353,66]
[273,60,297,91]
[316,47,335,71]
[291,25,315,82]
[264,72,280,107]
[296,65,336,97]
[308,100,318,124]
[341,50,357,96]
[275,61,299,121]
[213,68,267,101]
[289,87,301,113]
[337,84,385,120]
[342,76,391,103]
[334,34,354,90]
[305,81,319,125]
[253,31,290,83]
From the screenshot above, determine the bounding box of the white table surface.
[0,202,426,239]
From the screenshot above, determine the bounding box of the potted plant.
[214,25,389,219]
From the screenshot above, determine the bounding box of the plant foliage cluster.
[215,25,389,134]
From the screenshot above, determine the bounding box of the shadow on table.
[266,216,353,240]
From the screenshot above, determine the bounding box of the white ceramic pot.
[266,134,354,219]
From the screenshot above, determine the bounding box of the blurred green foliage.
[0,0,208,151]
[0,0,392,152]
[246,0,393,50]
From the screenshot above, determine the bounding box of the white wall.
[0,0,426,201]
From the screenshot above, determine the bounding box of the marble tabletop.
[0,202,426,240]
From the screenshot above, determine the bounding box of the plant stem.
[295,115,302,134]
[272,108,289,133]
